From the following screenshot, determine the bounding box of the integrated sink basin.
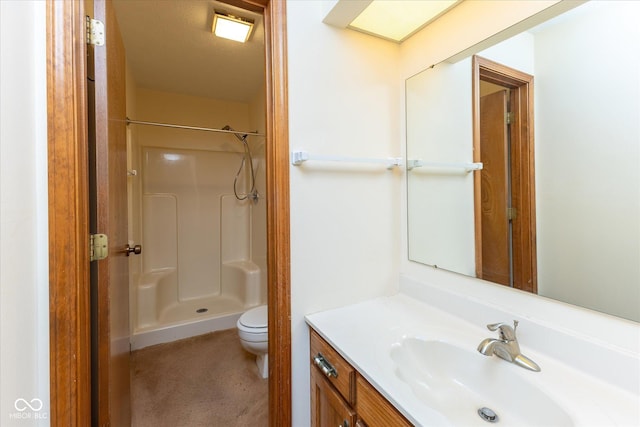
[390,338,573,426]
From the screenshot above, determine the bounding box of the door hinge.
[90,234,108,261]
[86,16,105,46]
[506,112,514,125]
[507,207,517,221]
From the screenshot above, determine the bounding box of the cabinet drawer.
[356,374,413,427]
[310,329,356,405]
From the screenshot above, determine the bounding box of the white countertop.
[305,292,640,426]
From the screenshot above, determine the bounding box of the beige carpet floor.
[131,328,268,427]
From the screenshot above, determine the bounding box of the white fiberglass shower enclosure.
[128,88,267,349]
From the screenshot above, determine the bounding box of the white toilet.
[237,304,268,378]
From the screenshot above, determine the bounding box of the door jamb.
[47,1,91,424]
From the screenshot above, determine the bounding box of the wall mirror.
[406,1,639,322]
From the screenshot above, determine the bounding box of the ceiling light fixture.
[323,0,460,43]
[212,11,254,43]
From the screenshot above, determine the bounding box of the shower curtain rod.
[125,118,264,137]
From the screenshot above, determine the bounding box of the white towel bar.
[291,150,402,170]
[407,159,483,173]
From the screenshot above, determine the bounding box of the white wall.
[478,31,535,75]
[287,1,402,424]
[134,88,251,149]
[0,1,50,424]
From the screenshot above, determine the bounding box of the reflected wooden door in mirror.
[473,56,536,294]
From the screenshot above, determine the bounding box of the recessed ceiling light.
[212,11,254,43]
[324,0,460,43]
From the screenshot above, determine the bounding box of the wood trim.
[472,56,482,278]
[47,0,92,425]
[511,81,537,293]
[263,1,292,425]
[473,55,537,293]
[473,56,533,87]
[218,0,266,13]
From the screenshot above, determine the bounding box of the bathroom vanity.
[309,329,411,427]
[305,275,640,426]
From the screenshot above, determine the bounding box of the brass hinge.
[506,112,514,125]
[507,207,517,221]
[86,16,105,46]
[90,234,108,261]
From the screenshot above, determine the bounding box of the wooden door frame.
[46,0,291,425]
[47,1,91,424]
[472,55,537,293]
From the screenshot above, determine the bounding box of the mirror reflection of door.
[480,88,510,286]
[473,55,537,293]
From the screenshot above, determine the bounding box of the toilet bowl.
[237,304,268,378]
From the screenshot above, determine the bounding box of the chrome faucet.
[477,320,541,372]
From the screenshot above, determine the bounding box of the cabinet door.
[356,374,413,427]
[311,367,356,427]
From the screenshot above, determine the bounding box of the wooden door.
[479,90,510,286]
[88,0,131,425]
[473,56,537,293]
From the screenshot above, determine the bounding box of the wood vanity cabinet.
[355,375,412,427]
[310,329,412,427]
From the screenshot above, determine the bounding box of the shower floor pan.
[131,295,247,350]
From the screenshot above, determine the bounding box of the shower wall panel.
[142,195,177,271]
[142,146,245,301]
[220,194,251,263]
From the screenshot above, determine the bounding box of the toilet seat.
[239,305,267,328]
[237,305,267,342]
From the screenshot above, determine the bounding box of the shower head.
[222,124,257,202]
[222,124,247,142]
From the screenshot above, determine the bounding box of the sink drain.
[196,308,208,313]
[478,407,499,423]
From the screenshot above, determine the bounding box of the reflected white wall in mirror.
[406,59,474,275]
[406,1,640,322]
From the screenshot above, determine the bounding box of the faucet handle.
[486,320,518,341]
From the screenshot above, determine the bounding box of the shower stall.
[127,100,267,349]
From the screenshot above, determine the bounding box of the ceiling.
[112,0,265,103]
